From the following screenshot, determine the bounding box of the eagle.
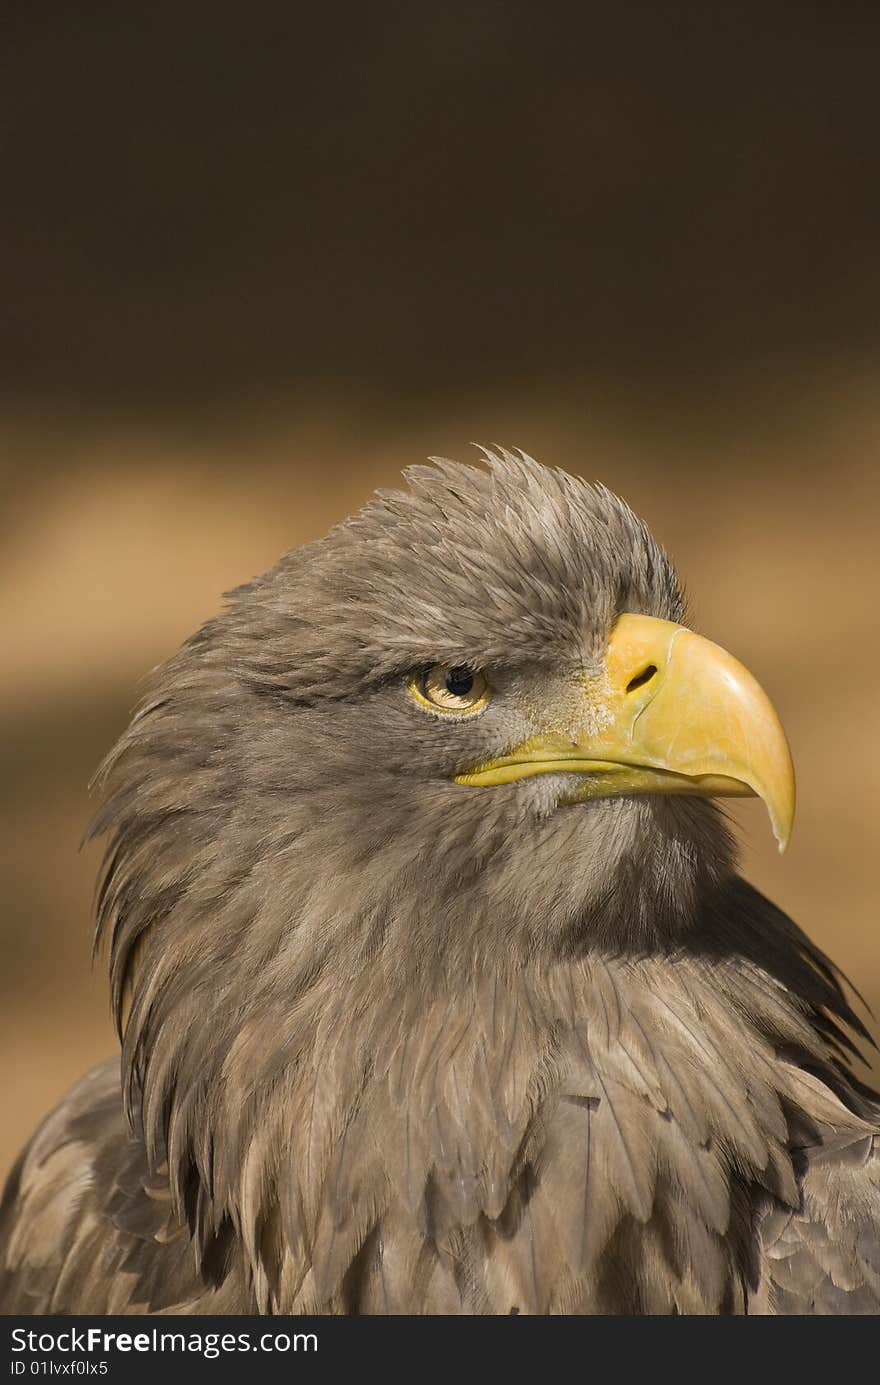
[2,449,878,1315]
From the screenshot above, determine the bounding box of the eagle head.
[91,449,796,1240]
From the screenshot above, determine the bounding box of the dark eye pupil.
[445,667,474,697]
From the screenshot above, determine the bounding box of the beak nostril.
[626,664,658,694]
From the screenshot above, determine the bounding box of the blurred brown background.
[2,3,879,1179]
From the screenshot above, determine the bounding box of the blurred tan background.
[2,4,879,1180]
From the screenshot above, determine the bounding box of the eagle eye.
[408,664,492,716]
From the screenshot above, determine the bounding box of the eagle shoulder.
[0,1058,254,1314]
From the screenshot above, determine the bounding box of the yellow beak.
[454,613,796,852]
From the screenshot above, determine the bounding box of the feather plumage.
[1,451,877,1314]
